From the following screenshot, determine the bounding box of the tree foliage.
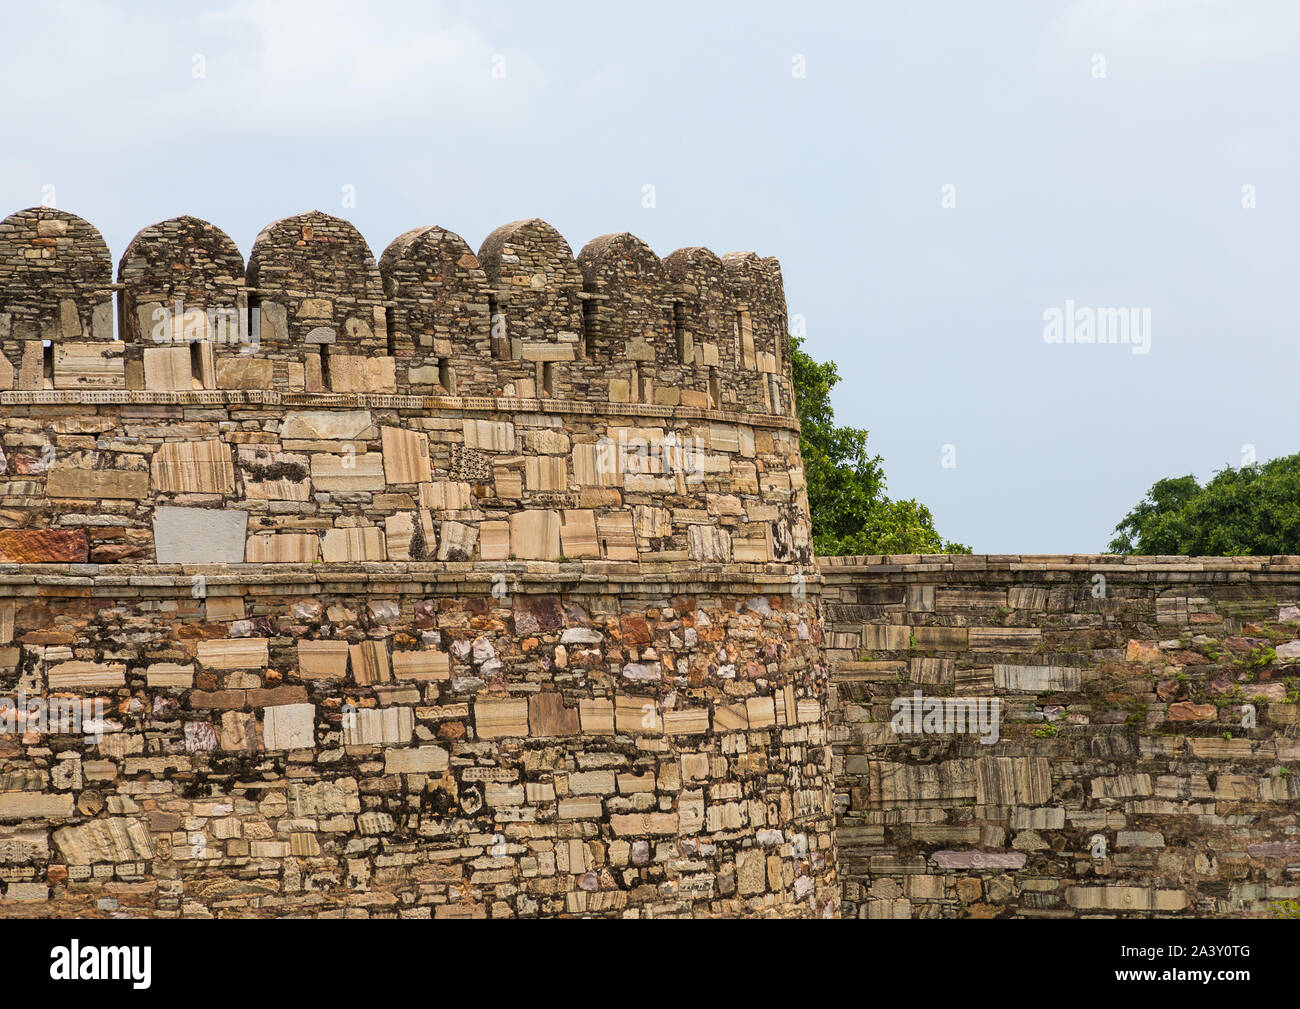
[791,336,969,555]
[1109,455,1300,555]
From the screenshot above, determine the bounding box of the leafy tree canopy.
[1109,454,1300,555]
[791,336,969,555]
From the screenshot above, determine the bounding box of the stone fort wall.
[823,554,1300,918]
[0,207,835,918]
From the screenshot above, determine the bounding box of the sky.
[2,0,1296,553]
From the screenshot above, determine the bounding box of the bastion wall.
[0,207,836,918]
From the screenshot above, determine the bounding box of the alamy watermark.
[0,691,105,742]
[890,690,1001,744]
[148,299,262,352]
[1043,300,1150,355]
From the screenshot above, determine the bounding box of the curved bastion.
[0,207,838,917]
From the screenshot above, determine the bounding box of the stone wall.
[0,565,835,918]
[822,554,1300,918]
[0,207,834,918]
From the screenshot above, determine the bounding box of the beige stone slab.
[663,708,710,735]
[615,695,661,734]
[152,439,235,494]
[436,520,477,561]
[145,662,194,688]
[53,341,125,389]
[463,419,515,452]
[297,640,350,678]
[238,449,311,501]
[597,511,637,561]
[420,481,473,511]
[215,356,273,390]
[47,661,125,689]
[320,527,386,562]
[343,706,413,746]
[381,426,432,484]
[525,455,567,491]
[391,649,450,681]
[572,441,622,487]
[509,510,561,560]
[493,467,522,499]
[143,346,194,391]
[205,597,245,622]
[245,532,318,563]
[46,468,149,500]
[263,703,315,751]
[384,511,435,561]
[197,638,268,670]
[311,453,385,493]
[328,354,395,393]
[578,698,615,735]
[479,520,510,560]
[475,698,529,738]
[559,509,599,559]
[281,410,372,441]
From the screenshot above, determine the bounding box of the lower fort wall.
[0,563,836,918]
[822,554,1300,919]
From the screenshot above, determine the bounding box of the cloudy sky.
[2,0,1295,552]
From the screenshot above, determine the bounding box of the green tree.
[1109,455,1300,555]
[791,336,969,555]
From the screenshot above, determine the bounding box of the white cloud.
[0,0,543,138]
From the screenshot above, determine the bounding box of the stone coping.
[0,388,801,431]
[817,553,1300,572]
[0,559,819,594]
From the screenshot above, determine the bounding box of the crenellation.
[379,225,492,395]
[0,208,114,392]
[116,215,247,391]
[246,210,389,393]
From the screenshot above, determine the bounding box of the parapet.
[0,208,794,413]
[0,208,810,569]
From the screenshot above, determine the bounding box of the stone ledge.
[0,388,801,432]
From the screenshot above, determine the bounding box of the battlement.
[0,208,793,413]
[0,208,809,569]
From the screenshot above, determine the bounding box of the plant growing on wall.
[791,336,969,555]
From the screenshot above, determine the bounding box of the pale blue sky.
[3,0,1296,552]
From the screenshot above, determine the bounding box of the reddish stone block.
[0,530,88,563]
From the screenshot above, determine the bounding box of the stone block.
[509,510,561,560]
[381,426,432,484]
[152,440,236,495]
[297,641,350,678]
[154,506,247,563]
[475,698,529,738]
[281,410,372,441]
[263,703,316,751]
[321,527,386,561]
[311,453,385,493]
[143,346,193,390]
[197,638,268,670]
[46,468,149,500]
[0,530,88,562]
[244,532,318,563]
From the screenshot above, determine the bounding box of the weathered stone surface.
[0,530,88,562]
[263,703,316,750]
[52,818,153,864]
[153,506,247,563]
[46,468,149,500]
